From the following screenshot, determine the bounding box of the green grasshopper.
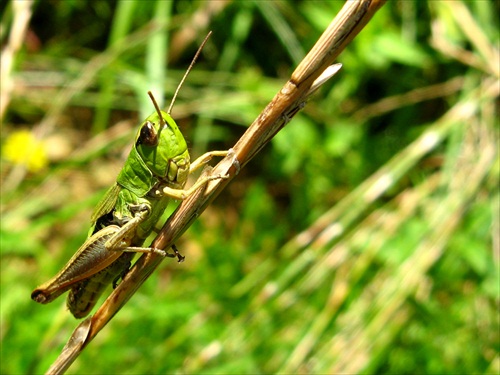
[32,35,231,318]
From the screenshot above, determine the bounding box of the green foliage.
[1,1,498,374]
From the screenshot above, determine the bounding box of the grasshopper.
[32,34,231,318]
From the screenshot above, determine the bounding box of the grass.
[1,1,498,374]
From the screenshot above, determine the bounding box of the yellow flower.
[2,129,48,172]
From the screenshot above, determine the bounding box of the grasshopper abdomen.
[67,252,133,318]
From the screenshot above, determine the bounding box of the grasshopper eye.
[137,121,158,147]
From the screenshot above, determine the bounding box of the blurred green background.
[1,1,498,374]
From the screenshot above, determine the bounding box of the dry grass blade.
[45,1,386,373]
[45,318,92,374]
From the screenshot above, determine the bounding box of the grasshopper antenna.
[147,91,164,125]
[167,31,212,115]
[146,91,165,153]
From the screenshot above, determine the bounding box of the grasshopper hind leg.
[110,244,184,289]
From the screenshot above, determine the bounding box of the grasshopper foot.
[166,244,185,262]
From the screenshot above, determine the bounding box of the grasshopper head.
[135,111,190,186]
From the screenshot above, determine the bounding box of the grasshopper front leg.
[157,149,236,200]
[189,150,233,173]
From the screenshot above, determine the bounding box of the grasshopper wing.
[90,183,121,225]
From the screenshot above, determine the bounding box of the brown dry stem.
[45,1,386,373]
